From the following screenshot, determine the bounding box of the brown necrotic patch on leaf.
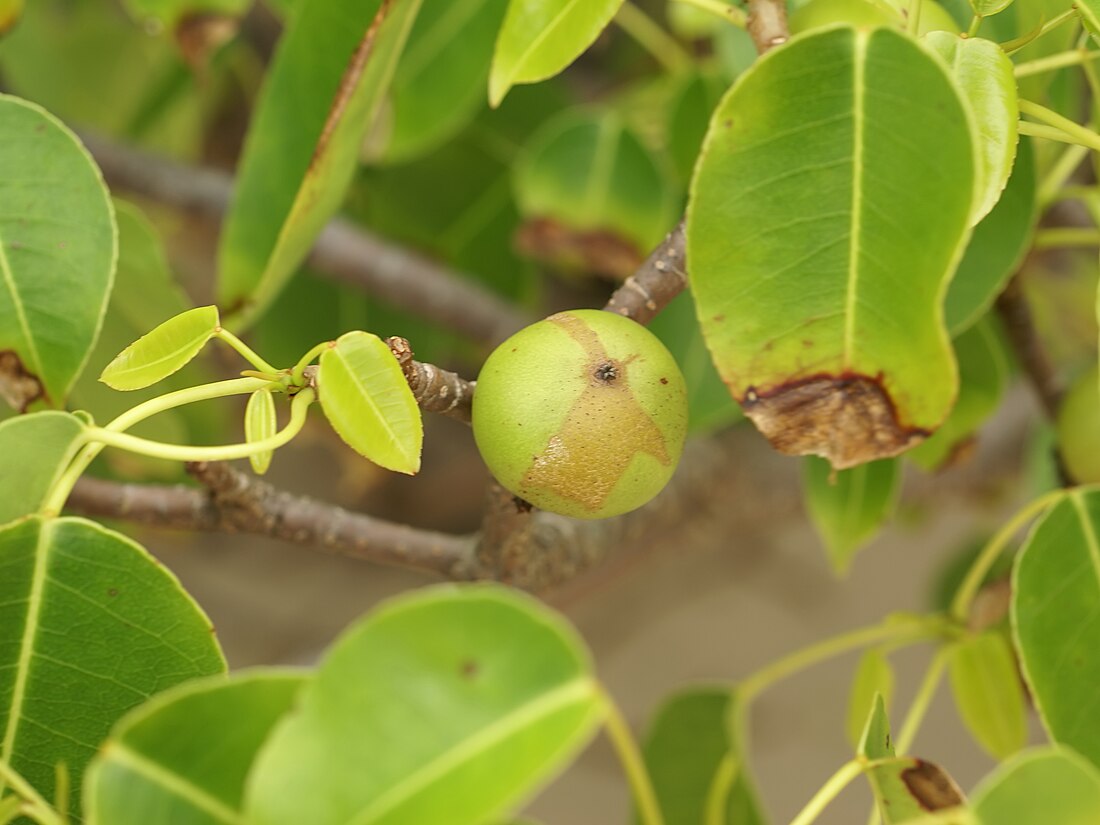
[900,760,966,811]
[0,350,44,411]
[741,374,929,469]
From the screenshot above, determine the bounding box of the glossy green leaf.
[945,139,1036,336]
[0,94,116,410]
[687,26,975,469]
[370,0,510,164]
[969,0,1014,19]
[1013,489,1100,769]
[513,110,676,275]
[490,0,623,106]
[803,456,901,574]
[1058,365,1100,484]
[846,650,895,749]
[122,0,249,27]
[0,412,85,524]
[0,516,224,818]
[648,292,741,435]
[99,306,219,391]
[949,632,1026,760]
[85,670,306,825]
[666,72,727,185]
[245,585,605,825]
[245,388,277,475]
[318,331,423,475]
[640,688,765,825]
[922,33,1017,226]
[857,696,966,822]
[909,317,1008,470]
[971,747,1100,824]
[217,0,422,327]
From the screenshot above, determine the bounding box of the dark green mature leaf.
[245,585,605,825]
[0,516,225,819]
[909,317,1008,471]
[846,650,895,749]
[217,0,422,327]
[489,0,624,107]
[971,747,1100,824]
[85,670,306,825]
[318,331,422,474]
[687,26,974,469]
[1013,489,1100,769]
[640,688,765,825]
[0,94,116,410]
[99,306,219,391]
[0,412,86,524]
[803,457,900,574]
[513,110,676,275]
[370,0,510,164]
[948,632,1026,760]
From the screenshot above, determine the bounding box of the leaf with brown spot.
[687,27,975,468]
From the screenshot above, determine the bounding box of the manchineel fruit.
[472,309,688,519]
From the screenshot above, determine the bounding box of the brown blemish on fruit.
[741,373,928,470]
[0,351,44,412]
[900,760,965,810]
[520,313,670,513]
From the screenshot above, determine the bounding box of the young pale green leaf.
[639,688,765,825]
[922,33,1017,226]
[490,0,624,107]
[244,584,605,825]
[513,110,676,275]
[0,94,116,410]
[909,317,1008,471]
[971,747,1100,824]
[945,139,1036,336]
[0,412,86,524]
[245,388,277,475]
[687,26,975,469]
[85,670,306,825]
[969,0,1014,19]
[217,0,422,328]
[803,457,901,574]
[99,305,219,391]
[370,0,510,164]
[948,632,1027,760]
[845,650,895,749]
[0,516,225,820]
[1013,489,1100,769]
[318,331,423,475]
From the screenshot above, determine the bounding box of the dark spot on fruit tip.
[594,361,618,383]
[460,659,479,679]
[107,588,119,597]
[659,377,668,385]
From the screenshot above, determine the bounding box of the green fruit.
[1057,365,1100,484]
[472,309,689,519]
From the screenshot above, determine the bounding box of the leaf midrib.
[503,0,601,88]
[0,223,44,380]
[842,31,867,367]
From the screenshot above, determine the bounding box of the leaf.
[922,33,1017,226]
[489,0,624,107]
[857,697,967,823]
[99,306,219,391]
[0,94,116,410]
[969,0,1014,20]
[0,516,225,819]
[244,584,605,825]
[1077,0,1100,45]
[648,292,742,435]
[245,388,277,475]
[948,632,1027,760]
[971,747,1100,824]
[908,317,1008,471]
[687,26,975,469]
[0,0,21,37]
[846,650,895,749]
[369,0,510,164]
[803,456,901,574]
[513,110,676,277]
[639,688,765,825]
[1058,365,1100,484]
[1013,489,1100,769]
[666,72,727,185]
[0,411,86,524]
[217,0,423,327]
[85,670,306,825]
[317,331,423,475]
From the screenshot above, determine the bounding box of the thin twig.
[79,134,529,347]
[746,0,789,53]
[386,336,474,423]
[604,221,688,324]
[994,274,1062,419]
